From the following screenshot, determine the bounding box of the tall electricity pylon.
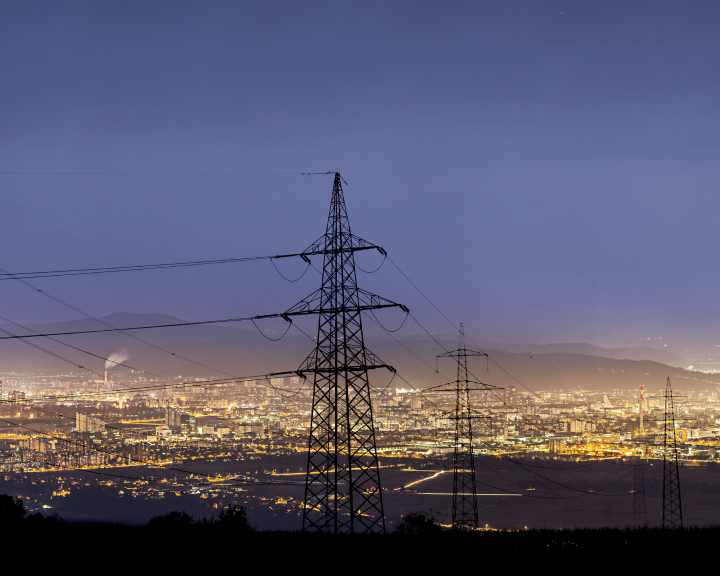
[632,456,647,527]
[662,377,682,528]
[437,324,499,530]
[297,172,406,534]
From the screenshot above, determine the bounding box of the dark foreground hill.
[2,522,708,568]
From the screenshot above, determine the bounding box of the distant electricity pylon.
[662,377,682,528]
[632,456,647,527]
[437,323,499,530]
[296,172,407,534]
[633,382,647,527]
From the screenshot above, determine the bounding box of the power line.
[0,170,323,176]
[364,292,605,458]
[0,181,382,384]
[414,418,644,500]
[0,370,304,405]
[414,363,644,497]
[379,264,596,437]
[0,247,379,281]
[388,256,458,334]
[0,324,103,377]
[0,313,155,378]
[0,313,254,338]
[0,255,286,280]
[341,179,580,511]
[0,191,261,312]
[0,265,251,379]
[0,308,400,341]
[376,308,580,442]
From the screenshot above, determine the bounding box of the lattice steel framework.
[436,324,496,530]
[633,456,647,527]
[297,173,405,534]
[662,377,682,528]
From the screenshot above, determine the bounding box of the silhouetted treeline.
[0,496,703,568]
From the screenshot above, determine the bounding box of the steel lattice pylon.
[662,376,682,528]
[436,324,497,530]
[632,456,647,527]
[298,172,405,534]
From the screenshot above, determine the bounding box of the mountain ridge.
[0,313,709,392]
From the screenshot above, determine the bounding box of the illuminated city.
[1,0,720,560]
[2,365,720,528]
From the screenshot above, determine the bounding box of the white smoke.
[105,352,130,372]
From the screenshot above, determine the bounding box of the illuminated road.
[398,469,449,489]
[395,493,521,496]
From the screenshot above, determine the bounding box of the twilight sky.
[0,1,719,357]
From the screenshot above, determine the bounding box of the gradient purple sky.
[0,1,719,354]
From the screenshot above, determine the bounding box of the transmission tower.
[632,456,646,527]
[662,376,682,528]
[437,324,498,530]
[295,172,406,534]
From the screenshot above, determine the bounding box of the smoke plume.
[105,352,130,372]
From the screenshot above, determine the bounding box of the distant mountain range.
[0,312,713,393]
[485,341,687,368]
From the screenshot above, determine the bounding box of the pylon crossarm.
[260,303,402,319]
[438,349,488,359]
[356,288,408,311]
[426,381,503,392]
[302,232,383,256]
[278,288,406,317]
[296,350,393,374]
[298,366,393,375]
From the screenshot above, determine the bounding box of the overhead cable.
[0,246,379,281]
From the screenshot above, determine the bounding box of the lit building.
[75,412,106,433]
[569,419,596,433]
[165,407,182,427]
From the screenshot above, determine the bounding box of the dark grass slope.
[3,523,708,569]
[0,498,699,569]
